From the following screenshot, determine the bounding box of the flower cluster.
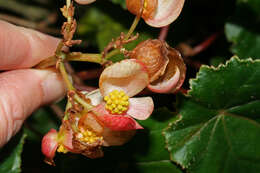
[42,59,154,165]
[41,0,186,166]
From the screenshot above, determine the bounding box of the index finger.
[0,20,60,70]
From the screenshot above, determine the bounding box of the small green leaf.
[0,132,27,173]
[164,57,260,173]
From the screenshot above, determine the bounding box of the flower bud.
[130,39,186,93]
[41,129,58,165]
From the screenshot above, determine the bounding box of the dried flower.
[130,39,186,93]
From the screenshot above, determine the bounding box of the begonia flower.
[126,0,186,27]
[89,59,154,131]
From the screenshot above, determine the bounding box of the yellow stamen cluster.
[57,145,68,154]
[104,90,129,114]
[76,130,102,144]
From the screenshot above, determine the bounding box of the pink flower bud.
[41,129,58,165]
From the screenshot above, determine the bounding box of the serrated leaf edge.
[162,114,186,170]
[188,56,260,96]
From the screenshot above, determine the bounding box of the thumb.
[0,69,65,147]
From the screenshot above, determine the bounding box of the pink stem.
[192,32,220,56]
[158,25,170,41]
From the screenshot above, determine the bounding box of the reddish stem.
[192,32,220,56]
[158,25,170,41]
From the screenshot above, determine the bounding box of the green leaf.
[0,132,27,173]
[237,0,260,15]
[225,2,260,59]
[225,23,260,60]
[60,108,182,173]
[164,57,260,173]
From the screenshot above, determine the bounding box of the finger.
[0,69,65,147]
[0,20,60,70]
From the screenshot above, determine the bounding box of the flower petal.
[102,128,136,146]
[78,112,104,135]
[148,48,186,93]
[85,89,103,106]
[148,66,180,93]
[127,97,154,120]
[41,129,58,165]
[99,59,149,97]
[98,114,143,131]
[92,103,143,131]
[145,0,185,27]
[58,121,74,151]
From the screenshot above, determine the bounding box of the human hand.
[0,20,65,147]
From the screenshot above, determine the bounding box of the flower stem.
[104,16,140,59]
[67,53,104,64]
[125,15,140,40]
[74,94,93,110]
[59,61,75,91]
[105,49,120,59]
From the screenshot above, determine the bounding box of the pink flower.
[87,59,154,131]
